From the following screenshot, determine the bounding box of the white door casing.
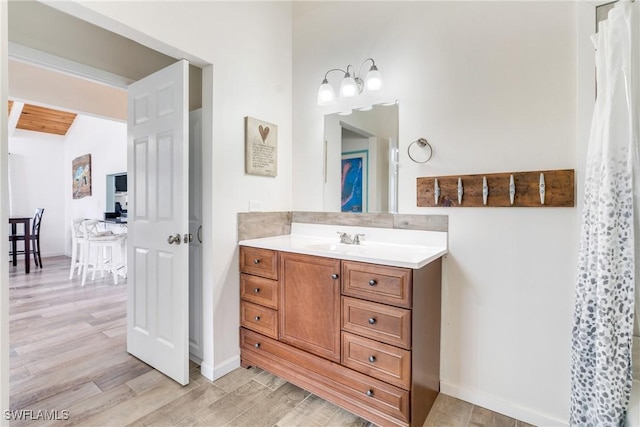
[188,109,203,362]
[127,59,190,385]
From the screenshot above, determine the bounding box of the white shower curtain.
[571,2,639,426]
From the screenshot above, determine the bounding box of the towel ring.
[408,138,433,164]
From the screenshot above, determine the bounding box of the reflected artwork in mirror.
[324,103,399,213]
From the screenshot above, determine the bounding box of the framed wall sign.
[72,153,92,199]
[245,116,278,177]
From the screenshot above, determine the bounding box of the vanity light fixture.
[317,58,383,106]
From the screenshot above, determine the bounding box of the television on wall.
[115,174,127,192]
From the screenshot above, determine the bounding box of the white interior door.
[126,59,190,385]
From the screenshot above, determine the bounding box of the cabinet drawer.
[241,328,409,424]
[342,261,412,308]
[240,273,278,309]
[342,297,411,350]
[240,301,278,339]
[341,332,411,391]
[240,246,278,279]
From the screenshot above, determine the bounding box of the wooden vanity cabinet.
[240,246,442,427]
[279,252,341,362]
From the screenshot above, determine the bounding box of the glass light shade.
[365,67,383,91]
[339,76,358,98]
[317,80,336,105]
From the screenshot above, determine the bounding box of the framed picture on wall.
[72,154,92,199]
[245,116,278,177]
[341,150,368,213]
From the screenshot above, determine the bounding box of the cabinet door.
[279,253,341,362]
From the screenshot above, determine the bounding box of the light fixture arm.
[323,68,348,82]
[356,58,377,79]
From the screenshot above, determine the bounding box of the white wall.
[59,0,293,379]
[293,2,576,425]
[64,115,127,255]
[8,130,66,257]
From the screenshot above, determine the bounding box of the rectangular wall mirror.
[323,103,399,213]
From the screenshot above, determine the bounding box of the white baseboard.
[189,354,202,365]
[42,252,65,258]
[200,361,214,381]
[200,355,240,382]
[440,381,568,427]
[9,251,64,259]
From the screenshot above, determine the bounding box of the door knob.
[183,233,193,244]
[167,234,181,245]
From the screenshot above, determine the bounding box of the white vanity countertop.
[238,223,448,269]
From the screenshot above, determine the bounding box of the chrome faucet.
[337,232,365,245]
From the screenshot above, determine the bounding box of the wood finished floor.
[9,256,536,427]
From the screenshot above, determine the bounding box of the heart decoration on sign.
[259,125,270,143]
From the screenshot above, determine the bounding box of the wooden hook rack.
[417,169,575,208]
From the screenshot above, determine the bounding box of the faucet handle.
[354,234,365,245]
[337,231,351,243]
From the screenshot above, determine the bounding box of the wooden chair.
[9,208,45,268]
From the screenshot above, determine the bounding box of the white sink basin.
[304,243,366,255]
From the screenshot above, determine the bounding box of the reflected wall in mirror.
[106,172,128,219]
[323,103,399,213]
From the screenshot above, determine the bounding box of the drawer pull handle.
[253,288,260,293]
[369,279,377,286]
[368,318,376,325]
[331,273,339,280]
[368,355,376,363]
[254,316,261,321]
[366,389,374,397]
[254,343,261,348]
[253,259,261,264]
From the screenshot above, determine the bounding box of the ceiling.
[7,1,202,129]
[8,101,77,136]
[8,1,176,83]
[6,1,174,136]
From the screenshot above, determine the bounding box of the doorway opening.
[5,0,213,402]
